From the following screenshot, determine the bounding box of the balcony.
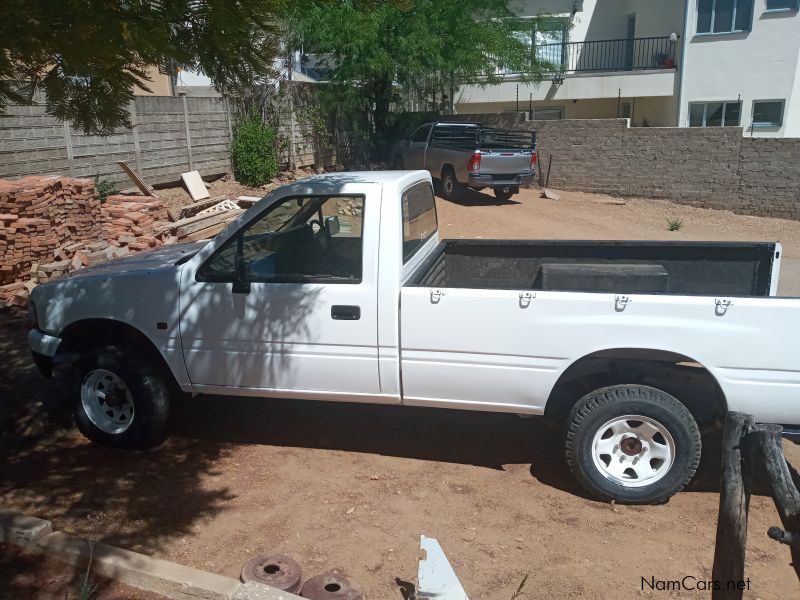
[497,36,679,76]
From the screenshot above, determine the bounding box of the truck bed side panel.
[399,288,800,424]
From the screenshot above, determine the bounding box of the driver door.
[178,188,383,401]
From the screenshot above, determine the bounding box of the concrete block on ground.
[0,511,53,545]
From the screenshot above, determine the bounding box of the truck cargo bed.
[408,240,779,296]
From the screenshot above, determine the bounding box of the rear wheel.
[565,384,701,504]
[74,345,172,449]
[440,167,461,200]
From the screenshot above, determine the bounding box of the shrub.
[94,175,119,203]
[232,115,279,187]
[666,217,684,231]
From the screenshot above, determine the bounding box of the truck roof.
[298,170,431,187]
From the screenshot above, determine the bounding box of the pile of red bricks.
[0,176,174,307]
[101,195,171,251]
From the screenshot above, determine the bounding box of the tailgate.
[478,149,533,175]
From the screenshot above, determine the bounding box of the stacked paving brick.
[0,176,173,307]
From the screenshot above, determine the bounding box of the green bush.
[94,175,119,203]
[232,115,279,187]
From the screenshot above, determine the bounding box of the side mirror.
[232,237,251,294]
[325,215,340,236]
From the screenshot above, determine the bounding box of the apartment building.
[454,0,799,137]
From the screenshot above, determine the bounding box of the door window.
[197,195,365,283]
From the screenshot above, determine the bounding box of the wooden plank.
[712,411,756,600]
[181,169,209,201]
[178,196,228,220]
[174,210,243,237]
[182,221,230,242]
[116,161,156,196]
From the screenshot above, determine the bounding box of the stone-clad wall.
[452,113,800,220]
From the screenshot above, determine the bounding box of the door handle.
[331,305,361,320]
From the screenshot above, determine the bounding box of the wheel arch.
[57,318,180,390]
[545,348,728,429]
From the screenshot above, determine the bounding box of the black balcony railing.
[497,36,678,76]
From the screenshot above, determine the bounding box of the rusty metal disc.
[240,554,302,593]
[301,572,363,600]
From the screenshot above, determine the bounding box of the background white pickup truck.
[28,171,797,504]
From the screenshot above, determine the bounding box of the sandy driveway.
[2,185,800,599]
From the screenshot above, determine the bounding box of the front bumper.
[468,173,534,189]
[28,330,62,378]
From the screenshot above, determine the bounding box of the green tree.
[0,0,285,134]
[288,1,552,152]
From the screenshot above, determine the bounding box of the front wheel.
[73,345,172,449]
[565,384,701,504]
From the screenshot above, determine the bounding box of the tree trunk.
[371,76,392,161]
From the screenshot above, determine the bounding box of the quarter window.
[752,100,784,127]
[688,101,741,127]
[197,195,365,284]
[697,0,753,33]
[402,182,438,263]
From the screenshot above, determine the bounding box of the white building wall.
[679,1,800,137]
[456,0,684,124]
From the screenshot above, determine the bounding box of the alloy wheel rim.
[80,369,135,434]
[591,414,675,488]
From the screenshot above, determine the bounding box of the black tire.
[565,384,701,504]
[440,166,461,200]
[494,189,514,202]
[73,344,172,449]
[392,155,404,170]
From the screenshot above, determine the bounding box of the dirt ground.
[3,185,800,599]
[0,543,167,599]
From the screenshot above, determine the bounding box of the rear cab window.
[402,182,438,263]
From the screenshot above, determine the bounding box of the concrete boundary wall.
[0,95,234,187]
[453,113,800,220]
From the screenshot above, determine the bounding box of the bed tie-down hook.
[615,295,632,312]
[519,291,535,308]
[430,289,446,304]
[715,298,733,316]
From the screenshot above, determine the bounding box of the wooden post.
[712,411,755,600]
[752,424,800,583]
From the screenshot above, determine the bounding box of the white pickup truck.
[28,171,798,504]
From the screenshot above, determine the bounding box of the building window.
[697,0,753,33]
[689,101,741,127]
[752,100,784,127]
[530,107,563,120]
[765,0,798,10]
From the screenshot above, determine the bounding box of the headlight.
[28,300,39,330]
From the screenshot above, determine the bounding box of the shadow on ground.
[437,187,522,207]
[171,392,795,501]
[0,307,233,565]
